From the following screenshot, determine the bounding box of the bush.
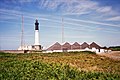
[109,46,120,51]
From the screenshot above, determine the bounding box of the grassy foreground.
[0,51,120,80]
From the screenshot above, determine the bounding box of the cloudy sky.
[0,0,120,50]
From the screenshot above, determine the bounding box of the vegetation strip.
[0,52,120,79]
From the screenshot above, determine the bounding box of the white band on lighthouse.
[35,30,40,45]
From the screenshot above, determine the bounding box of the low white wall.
[45,48,106,54]
[45,50,63,53]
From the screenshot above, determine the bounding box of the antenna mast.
[21,15,24,47]
[0,37,2,50]
[62,17,64,43]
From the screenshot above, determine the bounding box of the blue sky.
[0,0,120,50]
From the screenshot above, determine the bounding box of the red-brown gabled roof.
[81,42,89,49]
[62,42,71,50]
[71,42,81,49]
[89,42,101,49]
[47,42,101,51]
[47,42,61,50]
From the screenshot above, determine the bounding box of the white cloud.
[106,16,120,21]
[66,18,120,28]
[19,0,34,3]
[96,6,112,13]
[2,0,34,5]
[38,0,98,14]
[63,11,90,16]
[1,8,120,34]
[38,0,118,16]
[0,8,22,15]
[37,0,120,22]
[0,8,51,20]
[2,0,119,18]
[66,35,94,39]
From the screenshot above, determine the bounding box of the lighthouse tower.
[35,19,40,45]
[34,19,41,50]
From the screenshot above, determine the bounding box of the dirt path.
[98,51,120,60]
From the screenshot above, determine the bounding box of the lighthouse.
[18,19,41,51]
[35,19,40,45]
[34,19,41,50]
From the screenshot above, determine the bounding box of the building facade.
[46,42,105,53]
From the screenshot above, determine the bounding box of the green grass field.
[0,51,120,80]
